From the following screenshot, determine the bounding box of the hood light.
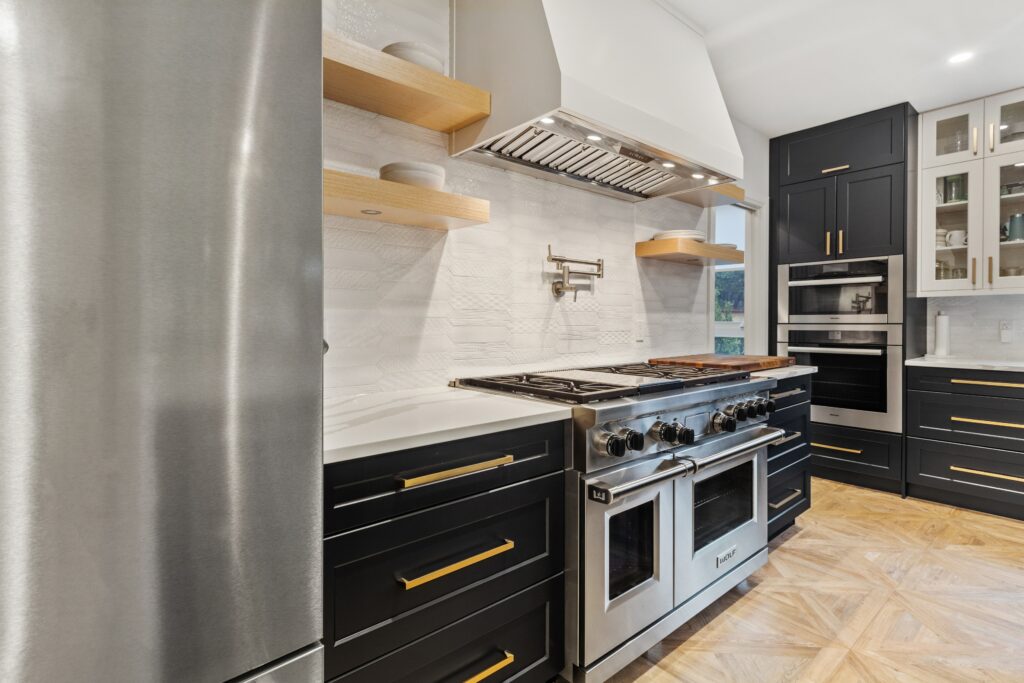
[586,134,602,141]
[661,162,676,169]
[692,173,705,180]
[539,117,555,124]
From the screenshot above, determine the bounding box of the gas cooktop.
[457,363,750,404]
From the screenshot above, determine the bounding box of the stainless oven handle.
[689,428,785,474]
[587,458,697,505]
[786,346,883,356]
[786,275,884,287]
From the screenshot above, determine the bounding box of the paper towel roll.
[935,311,950,357]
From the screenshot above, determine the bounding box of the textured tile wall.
[926,296,1024,360]
[323,0,711,397]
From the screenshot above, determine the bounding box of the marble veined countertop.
[906,356,1024,372]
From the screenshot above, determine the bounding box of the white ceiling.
[662,0,1024,137]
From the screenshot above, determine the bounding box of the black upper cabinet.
[778,177,835,264]
[777,105,905,186]
[836,163,904,259]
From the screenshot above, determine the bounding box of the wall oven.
[778,324,903,433]
[778,256,903,324]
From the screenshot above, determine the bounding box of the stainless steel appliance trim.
[771,431,803,447]
[787,275,885,287]
[778,256,903,324]
[785,346,884,356]
[586,458,696,505]
[573,549,767,683]
[688,427,784,473]
[235,644,323,683]
[777,323,903,346]
[777,263,790,323]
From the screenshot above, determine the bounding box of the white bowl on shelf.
[381,42,445,73]
[653,230,706,242]
[379,162,446,190]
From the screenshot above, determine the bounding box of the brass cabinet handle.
[989,256,994,285]
[464,651,515,683]
[397,455,514,489]
[825,231,831,256]
[838,228,844,255]
[951,416,1024,430]
[952,378,1024,389]
[989,122,996,152]
[770,388,806,400]
[811,442,863,455]
[951,465,1024,485]
[768,489,803,510]
[398,539,515,590]
[821,164,850,174]
[971,258,977,285]
[972,126,979,155]
[771,431,803,447]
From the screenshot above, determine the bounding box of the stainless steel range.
[455,364,785,683]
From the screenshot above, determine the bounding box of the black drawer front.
[908,390,1024,454]
[325,421,566,534]
[777,105,905,186]
[325,472,563,679]
[768,376,811,412]
[809,423,901,480]
[908,437,1024,508]
[768,403,809,464]
[767,457,811,538]
[330,575,564,683]
[908,366,1024,400]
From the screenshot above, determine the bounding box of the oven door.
[778,324,903,433]
[779,256,902,324]
[674,443,768,605]
[582,465,674,667]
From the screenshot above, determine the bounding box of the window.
[713,205,747,355]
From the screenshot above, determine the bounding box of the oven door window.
[608,500,655,601]
[693,460,754,552]
[791,348,887,413]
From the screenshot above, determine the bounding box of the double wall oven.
[778,256,904,433]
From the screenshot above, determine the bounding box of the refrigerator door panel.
[238,645,324,683]
[0,1,322,681]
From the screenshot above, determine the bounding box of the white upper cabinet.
[984,149,1024,290]
[922,100,984,168]
[920,160,984,293]
[984,88,1024,157]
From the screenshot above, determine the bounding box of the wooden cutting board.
[649,354,796,371]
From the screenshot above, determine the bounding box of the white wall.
[323,0,729,397]
[926,297,1024,360]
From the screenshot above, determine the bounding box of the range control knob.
[675,425,695,445]
[623,429,646,452]
[652,421,679,444]
[725,403,748,421]
[753,400,768,416]
[765,399,777,413]
[711,412,737,433]
[603,434,627,457]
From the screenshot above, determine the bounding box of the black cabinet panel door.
[778,177,836,264]
[836,163,905,258]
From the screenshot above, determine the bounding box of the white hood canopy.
[450,0,743,202]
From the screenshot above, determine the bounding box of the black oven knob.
[754,400,768,416]
[603,434,627,457]
[675,426,695,445]
[623,429,646,452]
[652,421,679,444]
[711,412,737,433]
[765,399,777,413]
[725,403,748,421]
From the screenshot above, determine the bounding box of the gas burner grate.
[580,363,750,388]
[459,373,637,404]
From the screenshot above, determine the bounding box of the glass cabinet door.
[920,160,983,293]
[984,150,1024,290]
[922,101,984,168]
[985,88,1024,157]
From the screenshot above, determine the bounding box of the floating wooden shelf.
[671,183,745,208]
[635,238,744,266]
[323,170,489,230]
[323,33,490,133]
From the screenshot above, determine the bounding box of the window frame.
[708,200,768,355]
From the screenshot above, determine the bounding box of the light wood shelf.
[323,33,490,133]
[635,238,744,266]
[323,170,489,230]
[671,183,745,208]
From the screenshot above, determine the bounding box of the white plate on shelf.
[716,243,737,249]
[653,230,705,242]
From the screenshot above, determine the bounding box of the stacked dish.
[653,230,706,242]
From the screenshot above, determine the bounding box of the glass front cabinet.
[919,87,1024,296]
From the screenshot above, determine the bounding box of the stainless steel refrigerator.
[0,1,323,681]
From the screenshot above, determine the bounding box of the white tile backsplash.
[925,296,1024,360]
[323,0,714,397]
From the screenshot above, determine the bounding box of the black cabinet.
[836,163,904,258]
[809,422,902,493]
[766,374,813,539]
[778,177,835,264]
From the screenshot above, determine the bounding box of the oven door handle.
[786,275,884,287]
[786,346,884,356]
[688,427,785,473]
[586,458,697,505]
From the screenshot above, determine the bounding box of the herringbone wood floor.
[608,478,1024,683]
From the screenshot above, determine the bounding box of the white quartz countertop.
[324,386,572,464]
[750,365,817,380]
[906,356,1024,372]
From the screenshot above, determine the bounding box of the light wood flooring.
[608,478,1024,683]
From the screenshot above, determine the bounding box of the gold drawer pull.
[838,228,844,255]
[398,539,515,590]
[770,387,806,400]
[950,465,1024,485]
[951,416,1024,430]
[951,378,1024,389]
[397,455,514,489]
[811,442,863,455]
[769,489,803,510]
[825,231,831,256]
[464,651,515,683]
[821,164,850,174]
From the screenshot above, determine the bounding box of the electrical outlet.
[1000,320,1013,343]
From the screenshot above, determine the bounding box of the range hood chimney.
[450,0,743,202]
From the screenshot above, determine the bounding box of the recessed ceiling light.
[1001,124,1009,130]
[586,134,602,141]
[692,173,705,180]
[947,51,974,64]
[661,162,676,168]
[539,117,555,125]
[361,209,382,215]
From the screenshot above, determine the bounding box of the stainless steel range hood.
[450,0,743,202]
